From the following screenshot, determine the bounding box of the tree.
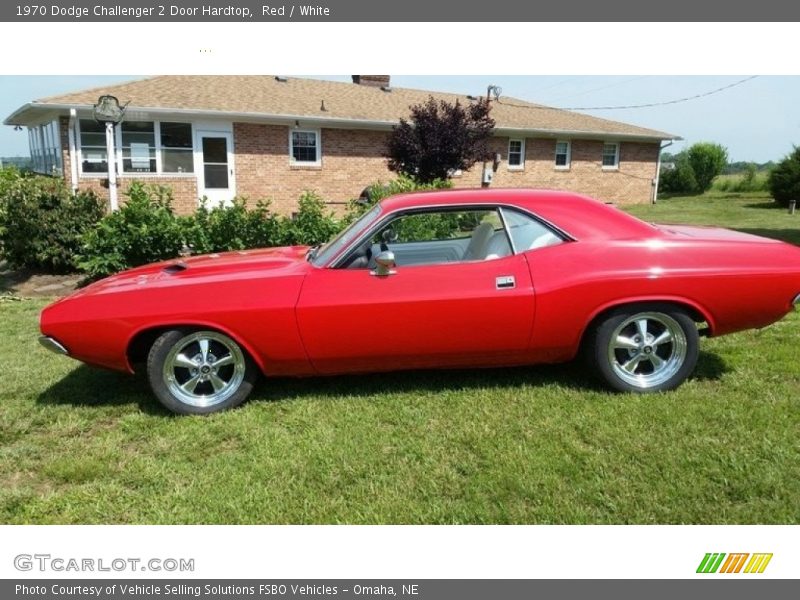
[768,146,800,207]
[687,142,728,193]
[386,96,495,184]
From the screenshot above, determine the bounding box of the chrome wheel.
[606,312,688,389]
[162,331,246,408]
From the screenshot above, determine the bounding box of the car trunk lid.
[655,223,783,243]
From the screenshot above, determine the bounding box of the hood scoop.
[163,262,188,274]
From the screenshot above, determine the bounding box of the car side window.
[361,208,512,268]
[502,208,563,252]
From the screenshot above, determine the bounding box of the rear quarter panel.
[527,238,800,361]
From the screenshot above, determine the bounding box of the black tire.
[147,329,258,415]
[587,303,699,393]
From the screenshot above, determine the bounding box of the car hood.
[72,246,311,297]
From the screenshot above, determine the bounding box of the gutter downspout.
[67,109,79,193]
[652,140,674,204]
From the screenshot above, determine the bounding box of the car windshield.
[311,205,382,266]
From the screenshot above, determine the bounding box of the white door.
[197,132,235,207]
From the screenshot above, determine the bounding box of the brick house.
[4,75,679,214]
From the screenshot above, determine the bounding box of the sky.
[1,75,797,163]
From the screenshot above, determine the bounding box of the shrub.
[687,142,728,193]
[78,182,185,280]
[78,187,344,280]
[281,191,340,246]
[345,175,451,223]
[0,165,23,199]
[75,180,445,280]
[658,155,697,196]
[184,198,283,254]
[0,174,104,273]
[768,146,800,208]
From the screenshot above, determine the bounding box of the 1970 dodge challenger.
[39,189,800,414]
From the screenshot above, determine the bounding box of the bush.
[0,165,23,199]
[658,155,697,196]
[0,174,104,273]
[76,179,445,280]
[79,186,344,280]
[184,198,283,254]
[345,175,451,223]
[688,142,728,193]
[78,182,185,280]
[658,143,729,196]
[281,191,340,246]
[768,146,800,208]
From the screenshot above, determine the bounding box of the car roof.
[378,188,657,241]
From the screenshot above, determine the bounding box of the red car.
[39,189,800,414]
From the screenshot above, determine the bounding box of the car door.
[295,208,536,374]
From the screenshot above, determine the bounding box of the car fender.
[581,295,717,341]
[124,319,268,375]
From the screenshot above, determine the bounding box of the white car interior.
[341,206,563,269]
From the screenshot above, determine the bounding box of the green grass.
[628,191,800,245]
[1,193,798,524]
[710,173,770,194]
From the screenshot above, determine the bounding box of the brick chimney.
[351,75,391,88]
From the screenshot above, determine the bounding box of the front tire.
[147,329,257,414]
[589,304,699,393]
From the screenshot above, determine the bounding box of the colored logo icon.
[697,553,773,574]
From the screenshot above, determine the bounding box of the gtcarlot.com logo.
[696,553,773,574]
[14,554,195,573]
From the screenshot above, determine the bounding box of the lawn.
[0,193,798,524]
[627,190,800,245]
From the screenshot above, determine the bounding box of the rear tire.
[147,329,257,414]
[588,304,699,393]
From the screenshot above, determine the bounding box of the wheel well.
[127,327,172,372]
[579,300,710,353]
[126,324,264,375]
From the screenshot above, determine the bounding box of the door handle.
[496,276,515,290]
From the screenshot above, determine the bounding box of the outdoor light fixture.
[93,94,128,212]
[13,125,22,131]
[93,94,126,124]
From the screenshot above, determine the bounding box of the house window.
[554,141,570,169]
[78,119,108,174]
[508,139,524,169]
[602,142,620,169]
[160,122,194,173]
[120,121,156,173]
[290,129,321,165]
[78,119,197,176]
[28,120,62,175]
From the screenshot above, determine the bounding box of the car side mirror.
[371,250,396,277]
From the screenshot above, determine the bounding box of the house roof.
[5,75,679,141]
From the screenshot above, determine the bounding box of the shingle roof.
[18,75,678,140]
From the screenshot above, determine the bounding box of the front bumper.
[39,336,68,355]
